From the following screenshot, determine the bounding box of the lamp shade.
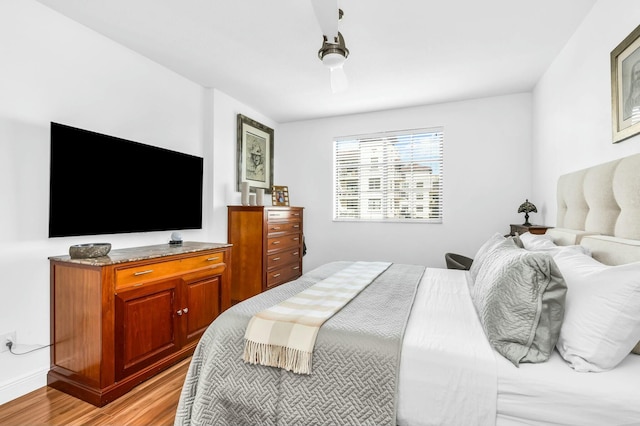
[518,199,537,226]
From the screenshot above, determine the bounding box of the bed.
[175,153,640,426]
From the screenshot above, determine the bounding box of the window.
[368,199,382,210]
[368,178,381,190]
[333,127,443,222]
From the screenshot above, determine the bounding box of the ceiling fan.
[311,0,349,93]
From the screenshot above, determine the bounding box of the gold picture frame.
[272,185,289,206]
[611,24,640,143]
[237,114,274,192]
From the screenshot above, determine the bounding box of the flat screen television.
[49,122,204,238]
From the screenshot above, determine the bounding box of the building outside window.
[333,127,444,222]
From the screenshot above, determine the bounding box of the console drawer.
[115,251,225,289]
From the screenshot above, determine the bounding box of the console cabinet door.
[182,275,222,345]
[115,279,181,381]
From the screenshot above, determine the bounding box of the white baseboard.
[0,368,48,406]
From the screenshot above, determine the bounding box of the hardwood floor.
[0,357,191,426]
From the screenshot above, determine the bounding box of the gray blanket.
[174,261,425,426]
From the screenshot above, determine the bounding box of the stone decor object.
[69,243,112,259]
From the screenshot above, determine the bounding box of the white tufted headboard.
[556,153,640,240]
[549,153,640,266]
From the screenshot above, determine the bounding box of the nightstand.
[509,224,553,236]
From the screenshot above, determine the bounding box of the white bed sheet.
[496,349,640,426]
[397,268,497,426]
[396,267,640,426]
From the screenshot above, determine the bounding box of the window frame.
[332,127,444,223]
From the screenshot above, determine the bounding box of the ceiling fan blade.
[310,0,339,40]
[330,65,348,93]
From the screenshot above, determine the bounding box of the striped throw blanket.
[243,261,392,374]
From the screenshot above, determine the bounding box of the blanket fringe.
[243,339,313,375]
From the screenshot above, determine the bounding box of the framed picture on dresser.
[611,24,640,143]
[237,114,274,192]
[272,185,289,206]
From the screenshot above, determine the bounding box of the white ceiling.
[36,0,596,123]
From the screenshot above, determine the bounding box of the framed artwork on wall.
[611,24,640,143]
[272,185,289,206]
[237,114,274,192]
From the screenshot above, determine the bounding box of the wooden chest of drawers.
[228,206,304,303]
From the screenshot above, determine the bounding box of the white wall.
[0,2,278,404]
[278,93,533,272]
[532,0,640,224]
[0,0,209,404]
[209,89,278,243]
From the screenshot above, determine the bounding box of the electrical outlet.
[1,332,16,353]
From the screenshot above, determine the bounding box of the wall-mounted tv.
[49,122,204,238]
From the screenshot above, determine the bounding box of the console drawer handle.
[207,256,220,262]
[272,257,281,261]
[272,273,281,278]
[293,266,300,270]
[293,237,299,241]
[134,270,154,276]
[271,226,281,231]
[272,241,281,245]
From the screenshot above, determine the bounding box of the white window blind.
[333,127,443,222]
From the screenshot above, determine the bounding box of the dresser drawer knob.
[272,257,281,261]
[293,237,299,241]
[177,309,183,316]
[293,266,300,270]
[292,252,299,256]
[133,269,154,276]
[272,241,281,245]
[183,307,189,314]
[273,273,281,278]
[207,256,220,262]
[293,225,300,228]
[271,226,281,231]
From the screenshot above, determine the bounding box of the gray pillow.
[511,233,524,248]
[470,238,567,366]
[469,232,506,283]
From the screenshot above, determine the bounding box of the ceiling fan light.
[322,52,346,68]
[318,32,349,66]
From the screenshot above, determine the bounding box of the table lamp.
[518,199,537,226]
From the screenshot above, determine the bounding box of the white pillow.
[519,232,556,251]
[553,248,640,372]
[519,232,591,256]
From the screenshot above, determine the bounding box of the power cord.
[5,340,52,355]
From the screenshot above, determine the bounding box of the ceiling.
[36,0,597,123]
